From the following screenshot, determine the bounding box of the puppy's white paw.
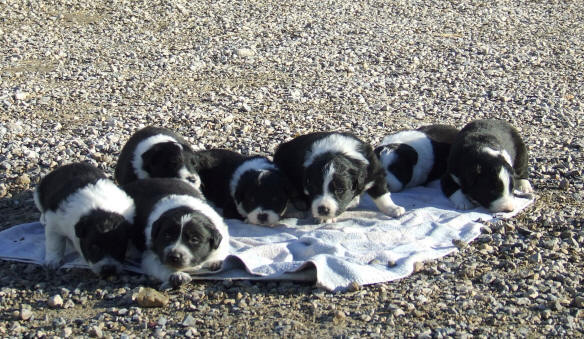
[517,179,533,193]
[169,271,192,288]
[317,218,337,224]
[382,205,406,218]
[449,190,475,210]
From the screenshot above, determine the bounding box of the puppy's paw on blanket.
[169,271,192,289]
[517,179,533,193]
[449,190,475,210]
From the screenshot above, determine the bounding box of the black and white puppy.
[441,119,533,212]
[115,126,201,189]
[374,124,459,192]
[196,149,293,226]
[34,162,135,277]
[274,132,405,223]
[122,178,228,288]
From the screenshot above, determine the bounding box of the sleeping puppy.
[34,162,135,277]
[441,119,533,212]
[374,124,459,192]
[115,126,201,189]
[122,178,228,288]
[274,132,405,223]
[196,149,293,226]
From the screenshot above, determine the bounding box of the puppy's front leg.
[141,250,192,289]
[367,180,405,217]
[44,226,66,270]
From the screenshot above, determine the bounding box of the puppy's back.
[36,162,106,212]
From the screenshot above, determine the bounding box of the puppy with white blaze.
[34,162,135,277]
[122,178,229,288]
[115,126,201,189]
[441,119,533,212]
[195,149,293,226]
[274,132,405,223]
[374,124,459,192]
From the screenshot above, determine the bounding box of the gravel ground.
[1,0,583,337]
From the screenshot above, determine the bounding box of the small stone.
[185,327,199,337]
[89,325,103,338]
[559,179,569,190]
[452,239,467,249]
[333,310,346,323]
[62,327,73,337]
[19,308,33,321]
[348,281,361,292]
[528,253,542,264]
[16,174,31,186]
[236,48,255,57]
[134,287,169,308]
[48,295,63,308]
[572,296,584,308]
[14,91,29,100]
[181,314,197,327]
[413,262,424,273]
[393,308,405,317]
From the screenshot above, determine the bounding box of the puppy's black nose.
[168,252,183,265]
[318,205,330,216]
[257,213,268,223]
[100,265,117,277]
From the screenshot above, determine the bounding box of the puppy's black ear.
[142,143,183,173]
[75,217,90,239]
[348,160,368,192]
[207,226,223,250]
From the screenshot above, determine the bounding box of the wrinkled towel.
[0,181,533,291]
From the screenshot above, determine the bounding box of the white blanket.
[0,181,533,291]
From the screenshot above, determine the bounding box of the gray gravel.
[1,0,583,337]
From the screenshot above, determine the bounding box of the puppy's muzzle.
[166,251,186,267]
[317,205,330,217]
[257,213,269,223]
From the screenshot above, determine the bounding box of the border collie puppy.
[441,119,533,212]
[374,124,459,192]
[34,162,135,277]
[115,126,201,189]
[196,149,293,226]
[274,132,405,223]
[122,178,228,288]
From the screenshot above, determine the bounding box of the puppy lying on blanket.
[196,149,293,226]
[375,124,459,192]
[115,126,201,189]
[122,178,228,288]
[34,162,135,277]
[441,119,533,212]
[274,132,405,223]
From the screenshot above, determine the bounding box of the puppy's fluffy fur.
[122,178,228,288]
[274,132,405,222]
[375,124,459,192]
[441,119,532,212]
[195,149,293,226]
[34,162,135,276]
[115,126,201,189]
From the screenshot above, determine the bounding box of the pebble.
[134,288,169,308]
[48,295,64,308]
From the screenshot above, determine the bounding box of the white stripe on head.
[229,158,277,199]
[489,167,515,212]
[41,179,135,258]
[303,134,369,168]
[482,147,513,167]
[380,130,433,188]
[131,134,181,179]
[311,163,338,219]
[145,194,228,251]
